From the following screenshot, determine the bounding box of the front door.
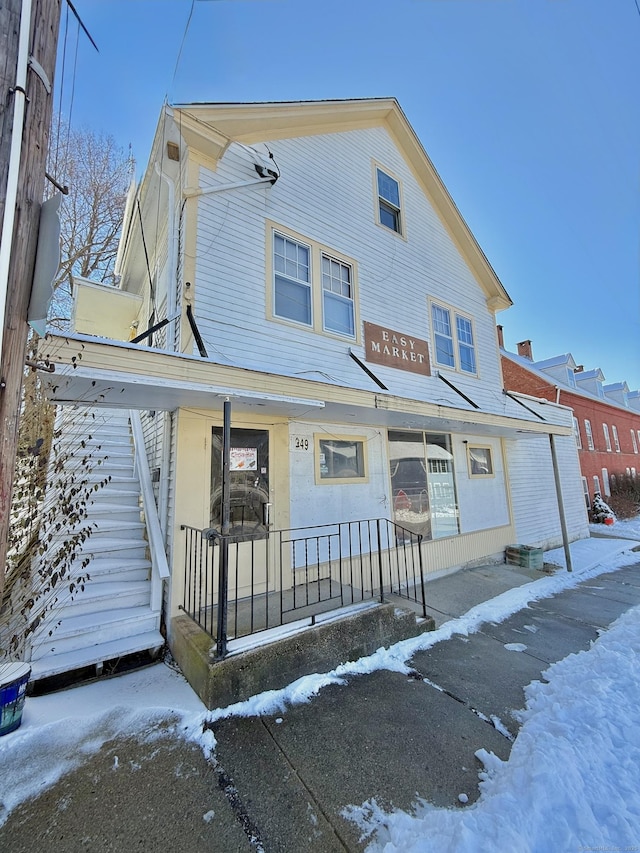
[210,427,270,538]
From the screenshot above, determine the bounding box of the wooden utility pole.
[0,0,62,596]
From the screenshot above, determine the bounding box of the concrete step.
[30,607,161,657]
[29,629,164,681]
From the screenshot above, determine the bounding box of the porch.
[179,517,431,657]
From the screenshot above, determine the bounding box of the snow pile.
[0,536,638,836]
[352,602,640,852]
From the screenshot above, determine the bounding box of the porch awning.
[36,333,573,439]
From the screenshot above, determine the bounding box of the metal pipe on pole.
[215,398,231,658]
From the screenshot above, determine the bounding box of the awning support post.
[549,433,573,572]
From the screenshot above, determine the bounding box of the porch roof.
[37,333,573,439]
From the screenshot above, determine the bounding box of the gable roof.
[172,98,512,311]
[534,353,577,371]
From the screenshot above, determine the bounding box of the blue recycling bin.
[0,662,31,736]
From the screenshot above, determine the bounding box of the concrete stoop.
[171,602,435,709]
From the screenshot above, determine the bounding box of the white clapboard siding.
[505,432,589,549]
[28,407,164,682]
[193,127,506,413]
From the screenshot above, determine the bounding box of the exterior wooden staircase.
[27,407,167,683]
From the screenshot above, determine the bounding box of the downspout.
[154,163,178,350]
[549,433,573,572]
[0,0,33,359]
[154,163,178,544]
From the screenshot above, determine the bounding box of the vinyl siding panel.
[506,433,589,549]
[193,129,505,413]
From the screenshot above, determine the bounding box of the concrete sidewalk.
[1,539,639,852]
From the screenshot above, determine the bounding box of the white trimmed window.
[273,233,311,326]
[431,303,477,374]
[603,423,612,452]
[631,429,638,454]
[602,468,610,496]
[270,225,357,341]
[582,477,590,509]
[593,474,601,496]
[321,254,354,337]
[584,419,594,450]
[612,424,620,452]
[375,166,402,235]
[573,417,582,449]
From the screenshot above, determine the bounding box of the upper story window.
[631,430,638,454]
[274,233,311,326]
[603,423,612,452]
[573,417,582,449]
[431,302,477,375]
[612,424,620,452]
[375,166,403,235]
[584,419,594,450]
[269,224,358,341]
[321,254,354,337]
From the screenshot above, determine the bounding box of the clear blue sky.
[55,0,640,390]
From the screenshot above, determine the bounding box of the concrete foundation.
[170,603,435,709]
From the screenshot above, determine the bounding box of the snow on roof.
[532,353,576,370]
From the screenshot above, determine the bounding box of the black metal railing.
[180,518,427,658]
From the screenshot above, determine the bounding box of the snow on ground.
[590,513,640,541]
[1,533,640,842]
[349,599,640,852]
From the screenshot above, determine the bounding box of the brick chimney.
[496,325,504,348]
[517,340,533,360]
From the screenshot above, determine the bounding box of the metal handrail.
[181,517,428,657]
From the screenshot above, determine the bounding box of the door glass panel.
[211,428,269,538]
[389,430,430,538]
[388,430,459,540]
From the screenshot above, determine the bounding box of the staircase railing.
[180,517,427,658]
[130,411,170,611]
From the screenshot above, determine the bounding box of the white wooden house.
[35,99,588,684]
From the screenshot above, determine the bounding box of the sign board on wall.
[363,321,431,376]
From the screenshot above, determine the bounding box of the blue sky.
[55,0,640,389]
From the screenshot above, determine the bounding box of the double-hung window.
[375,167,402,235]
[612,424,620,452]
[603,423,612,452]
[584,419,594,450]
[322,254,354,337]
[573,417,582,449]
[431,302,477,374]
[270,225,358,341]
[273,233,311,326]
[632,430,638,454]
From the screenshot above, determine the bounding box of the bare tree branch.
[46,117,134,330]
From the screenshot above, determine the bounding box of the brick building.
[499,330,640,507]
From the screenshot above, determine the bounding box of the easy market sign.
[363,321,431,376]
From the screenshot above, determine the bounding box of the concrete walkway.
[1,539,639,853]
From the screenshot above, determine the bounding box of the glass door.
[211,428,270,538]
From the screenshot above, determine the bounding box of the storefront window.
[388,430,459,539]
[316,437,367,483]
